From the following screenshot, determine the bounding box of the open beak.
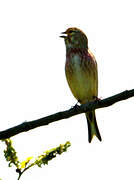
[60,31,67,38]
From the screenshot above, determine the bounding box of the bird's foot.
[71,101,80,111]
[95,96,101,100]
[93,96,102,103]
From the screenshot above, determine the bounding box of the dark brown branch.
[0,89,134,140]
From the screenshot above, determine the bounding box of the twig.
[0,89,134,140]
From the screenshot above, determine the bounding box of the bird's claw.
[93,96,102,104]
[71,101,80,110]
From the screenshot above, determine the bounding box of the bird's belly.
[65,56,97,104]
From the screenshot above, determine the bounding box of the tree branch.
[0,89,134,140]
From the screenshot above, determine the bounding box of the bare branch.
[0,89,134,140]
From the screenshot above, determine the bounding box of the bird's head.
[60,27,88,50]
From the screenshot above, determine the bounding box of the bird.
[60,27,102,143]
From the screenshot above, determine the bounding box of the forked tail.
[86,111,102,143]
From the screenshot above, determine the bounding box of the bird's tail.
[85,111,102,143]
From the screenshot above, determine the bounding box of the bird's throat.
[66,48,88,59]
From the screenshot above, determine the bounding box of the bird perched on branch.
[60,27,101,143]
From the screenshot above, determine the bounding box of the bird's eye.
[69,30,74,34]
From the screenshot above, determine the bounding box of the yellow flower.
[20,157,33,169]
